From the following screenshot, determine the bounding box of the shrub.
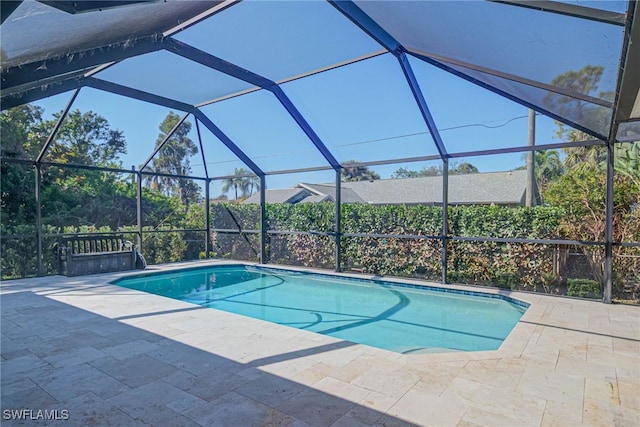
[567,279,601,299]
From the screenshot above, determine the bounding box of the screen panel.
[200,90,333,172]
[95,51,257,106]
[281,53,441,164]
[174,0,382,82]
[617,122,640,142]
[355,0,624,104]
[424,57,614,138]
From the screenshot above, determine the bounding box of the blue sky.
[33,76,561,198]
[30,0,617,198]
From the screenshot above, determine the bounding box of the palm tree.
[560,142,639,186]
[221,168,242,200]
[143,164,171,195]
[243,175,260,198]
[221,167,260,200]
[562,145,607,171]
[614,142,640,185]
[534,150,564,189]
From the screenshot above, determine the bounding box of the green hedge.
[208,203,563,289]
[0,202,572,294]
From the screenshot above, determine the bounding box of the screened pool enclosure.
[1,0,639,303]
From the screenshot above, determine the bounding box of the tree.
[391,167,421,179]
[1,106,133,231]
[544,65,609,139]
[542,64,640,294]
[0,104,48,159]
[342,160,380,182]
[149,112,201,209]
[0,105,48,229]
[392,165,440,178]
[516,150,564,191]
[220,167,259,200]
[391,161,479,179]
[544,66,636,194]
[1,105,205,277]
[47,109,126,167]
[542,65,617,181]
[418,166,443,176]
[544,164,638,290]
[40,109,134,228]
[563,144,607,170]
[221,171,241,200]
[244,174,260,198]
[451,162,479,175]
[1,105,163,239]
[613,142,640,186]
[143,163,168,195]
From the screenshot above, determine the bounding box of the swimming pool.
[113,265,528,354]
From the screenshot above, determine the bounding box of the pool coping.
[112,261,531,307]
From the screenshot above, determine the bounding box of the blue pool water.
[113,265,527,354]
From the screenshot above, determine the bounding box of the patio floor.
[1,260,639,426]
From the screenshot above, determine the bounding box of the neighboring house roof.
[340,178,439,205]
[297,183,366,204]
[243,170,529,205]
[448,170,527,205]
[340,170,527,205]
[243,188,309,204]
[299,194,331,203]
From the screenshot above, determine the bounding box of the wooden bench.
[58,234,136,276]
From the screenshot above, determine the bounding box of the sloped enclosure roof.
[1,0,639,173]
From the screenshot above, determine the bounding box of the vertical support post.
[603,140,615,304]
[205,179,211,258]
[35,163,43,276]
[526,109,536,206]
[260,175,267,264]
[136,168,143,253]
[442,158,449,284]
[335,169,342,272]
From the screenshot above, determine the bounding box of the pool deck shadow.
[2,260,639,426]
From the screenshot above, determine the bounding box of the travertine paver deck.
[1,260,638,426]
